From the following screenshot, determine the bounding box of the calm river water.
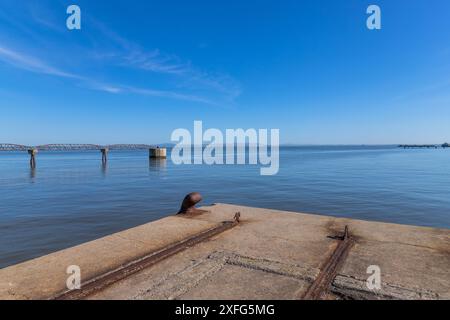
[1,146,449,268]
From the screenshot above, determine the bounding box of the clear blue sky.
[1,0,449,145]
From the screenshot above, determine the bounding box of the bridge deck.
[0,143,158,151]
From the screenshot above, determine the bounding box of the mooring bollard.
[101,148,109,164]
[149,147,167,159]
[28,149,37,168]
[178,192,203,214]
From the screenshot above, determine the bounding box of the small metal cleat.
[234,212,241,223]
[344,225,349,240]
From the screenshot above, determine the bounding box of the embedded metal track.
[302,226,354,300]
[53,214,241,300]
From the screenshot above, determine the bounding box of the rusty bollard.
[178,192,203,214]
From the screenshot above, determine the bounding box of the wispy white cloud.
[0,46,79,79]
[86,82,123,94]
[85,81,215,104]
[121,47,241,98]
[0,5,241,105]
[91,22,191,75]
[90,19,241,101]
[390,78,450,104]
[27,1,64,32]
[121,48,190,75]
[0,45,215,104]
[125,86,215,105]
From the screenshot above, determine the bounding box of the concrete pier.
[27,149,37,168]
[1,204,449,300]
[149,147,167,159]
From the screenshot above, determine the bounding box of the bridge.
[0,143,167,167]
[0,144,157,151]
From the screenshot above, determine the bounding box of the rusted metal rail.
[302,226,354,300]
[53,213,241,300]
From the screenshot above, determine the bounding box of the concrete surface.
[1,204,449,300]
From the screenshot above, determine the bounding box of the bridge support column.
[28,149,37,168]
[149,147,167,159]
[101,148,109,164]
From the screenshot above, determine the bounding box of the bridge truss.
[0,144,157,152]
